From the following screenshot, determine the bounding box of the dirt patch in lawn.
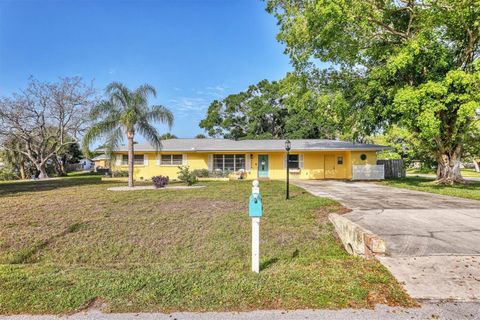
[316,204,351,224]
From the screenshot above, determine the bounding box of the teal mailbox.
[249,194,263,217]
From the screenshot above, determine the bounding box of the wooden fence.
[377,159,406,179]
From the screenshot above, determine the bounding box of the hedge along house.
[111,139,389,181]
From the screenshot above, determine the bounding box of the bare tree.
[0,77,96,179]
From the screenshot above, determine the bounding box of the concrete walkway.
[2,302,480,320]
[293,180,480,300]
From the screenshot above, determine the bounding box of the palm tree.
[83,82,173,187]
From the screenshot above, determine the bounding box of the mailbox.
[249,180,263,217]
[249,194,263,217]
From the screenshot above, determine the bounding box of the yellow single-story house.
[111,139,389,180]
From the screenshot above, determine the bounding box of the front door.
[324,155,336,179]
[258,155,269,178]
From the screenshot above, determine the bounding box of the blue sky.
[0,0,292,139]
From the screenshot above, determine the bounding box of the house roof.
[91,154,110,161]
[113,139,389,152]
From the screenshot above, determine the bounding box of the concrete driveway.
[293,180,480,300]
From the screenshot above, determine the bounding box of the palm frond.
[106,82,131,110]
[136,84,157,100]
[136,121,162,150]
[82,120,121,153]
[90,101,118,119]
[103,127,124,157]
[145,105,174,129]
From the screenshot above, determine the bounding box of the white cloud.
[206,85,227,92]
[169,96,210,118]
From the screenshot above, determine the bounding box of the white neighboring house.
[78,158,94,171]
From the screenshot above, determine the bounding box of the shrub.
[0,168,19,181]
[211,169,231,178]
[152,175,169,188]
[177,166,198,186]
[112,170,129,177]
[192,168,209,178]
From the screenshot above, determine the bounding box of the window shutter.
[284,155,287,169]
[182,154,188,166]
[156,154,161,165]
[245,154,251,172]
[143,155,148,166]
[115,155,122,166]
[299,154,304,169]
[208,154,213,171]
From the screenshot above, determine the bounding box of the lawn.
[382,176,480,200]
[0,176,413,314]
[407,168,480,178]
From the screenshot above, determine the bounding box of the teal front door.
[258,155,269,178]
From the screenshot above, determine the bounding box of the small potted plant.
[151,175,169,188]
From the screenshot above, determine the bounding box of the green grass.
[407,168,480,178]
[382,176,480,200]
[0,176,413,314]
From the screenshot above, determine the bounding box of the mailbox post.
[248,180,262,273]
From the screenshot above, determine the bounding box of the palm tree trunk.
[127,131,135,188]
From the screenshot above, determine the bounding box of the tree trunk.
[127,131,135,188]
[436,152,464,184]
[19,160,26,180]
[60,155,67,175]
[474,160,480,173]
[37,162,48,179]
[53,156,66,176]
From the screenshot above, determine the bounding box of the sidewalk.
[1,302,480,320]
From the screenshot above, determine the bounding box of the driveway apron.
[293,180,480,300]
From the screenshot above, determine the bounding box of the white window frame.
[159,154,184,166]
[212,154,246,172]
[284,154,304,170]
[121,154,145,166]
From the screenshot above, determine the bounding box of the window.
[288,154,300,169]
[213,154,245,172]
[160,154,183,165]
[122,154,144,165]
[360,154,367,161]
[337,156,343,165]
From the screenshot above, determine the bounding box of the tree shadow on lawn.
[0,176,117,196]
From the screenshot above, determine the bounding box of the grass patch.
[0,176,413,313]
[407,168,480,178]
[381,177,480,200]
